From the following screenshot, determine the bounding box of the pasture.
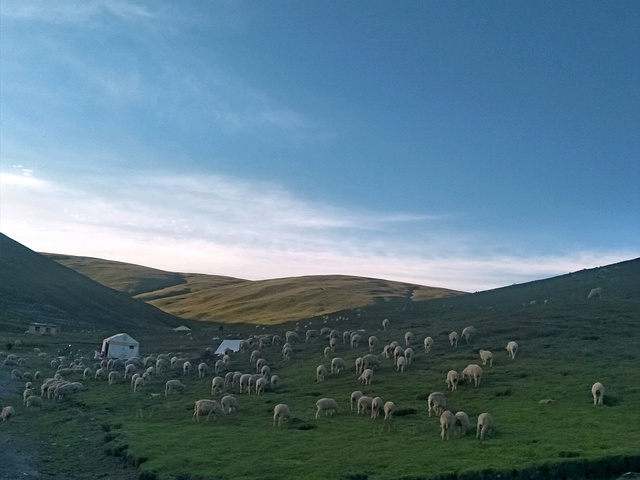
[1,261,639,479]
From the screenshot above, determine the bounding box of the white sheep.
[351,391,363,411]
[371,397,384,419]
[239,374,252,394]
[588,287,603,299]
[250,350,261,363]
[324,346,331,357]
[479,349,493,367]
[424,336,434,353]
[446,370,460,391]
[428,392,446,417]
[393,346,405,366]
[329,337,338,352]
[383,401,395,421]
[1,406,15,421]
[270,375,280,390]
[193,399,224,422]
[95,368,107,381]
[134,376,145,392]
[357,396,373,415]
[316,398,338,418]
[124,364,136,379]
[221,395,239,414]
[282,346,293,361]
[23,388,34,405]
[455,411,471,436]
[592,382,605,406]
[316,365,327,382]
[182,361,192,376]
[449,331,459,347]
[273,403,290,426]
[260,365,271,379]
[165,379,186,396]
[350,334,361,349]
[440,410,456,440]
[211,376,225,395]
[358,368,373,385]
[396,356,407,373]
[198,362,208,378]
[83,368,93,381]
[476,412,495,439]
[255,376,269,394]
[461,364,483,387]
[362,354,380,371]
[331,357,346,374]
[255,358,268,374]
[461,326,476,343]
[382,318,390,331]
[26,395,42,409]
[108,371,121,385]
[404,331,414,347]
[506,341,518,359]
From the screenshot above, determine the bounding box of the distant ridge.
[0,233,183,332]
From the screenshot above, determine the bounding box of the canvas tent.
[214,339,242,356]
[101,333,139,360]
[173,325,192,332]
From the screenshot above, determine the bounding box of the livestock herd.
[1,317,607,447]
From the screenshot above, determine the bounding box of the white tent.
[214,340,242,356]
[173,325,192,332]
[101,333,139,360]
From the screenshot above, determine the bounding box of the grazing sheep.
[351,391,363,411]
[331,357,346,374]
[382,318,390,331]
[23,388,34,405]
[362,354,380,371]
[405,332,414,347]
[479,349,493,367]
[26,395,42,409]
[588,287,603,299]
[250,350,261,363]
[371,397,384,419]
[592,382,605,405]
[446,370,460,391]
[165,379,186,396]
[134,376,145,392]
[368,336,378,352]
[461,326,476,343]
[455,411,471,436]
[156,358,169,373]
[260,365,271,379]
[193,399,224,422]
[329,337,338,352]
[449,332,459,347]
[428,392,447,417]
[273,403,291,426]
[404,347,414,365]
[1,406,15,421]
[396,356,407,373]
[461,364,483,387]
[350,334,361,349]
[82,367,93,381]
[306,329,320,343]
[424,336,434,353]
[285,331,298,344]
[324,346,331,357]
[506,341,518,359]
[270,375,280,390]
[211,376,225,395]
[124,364,136,379]
[316,398,338,418]
[440,410,456,440]
[393,346,405,366]
[108,371,121,385]
[11,369,22,381]
[358,368,373,385]
[477,412,495,439]
[357,396,373,415]
[256,358,268,373]
[221,395,239,414]
[240,374,252,394]
[198,362,208,378]
[383,401,395,421]
[316,365,327,382]
[282,347,293,361]
[255,376,269,395]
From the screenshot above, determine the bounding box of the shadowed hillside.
[46,255,465,325]
[0,233,184,333]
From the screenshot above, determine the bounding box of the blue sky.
[1,1,638,292]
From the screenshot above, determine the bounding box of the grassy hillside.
[0,233,185,333]
[1,258,638,480]
[46,254,465,325]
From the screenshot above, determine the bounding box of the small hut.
[27,323,58,335]
[100,333,139,360]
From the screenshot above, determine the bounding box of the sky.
[1,1,638,292]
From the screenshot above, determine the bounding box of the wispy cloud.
[2,168,636,291]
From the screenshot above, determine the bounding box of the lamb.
[108,371,121,385]
[440,410,456,440]
[449,331,459,347]
[588,287,603,299]
[461,326,476,343]
[193,399,224,422]
[476,412,495,439]
[461,364,483,387]
[357,396,373,415]
[221,395,239,414]
[404,331,414,347]
[445,370,460,391]
[455,411,471,436]
[316,398,338,418]
[273,403,291,426]
[316,365,327,382]
[26,395,43,409]
[382,318,390,331]
[331,357,346,374]
[592,382,605,405]
[211,376,225,395]
[424,336,434,353]
[428,392,447,417]
[1,406,15,421]
[479,349,493,367]
[351,391,363,411]
[506,341,518,359]
[383,401,395,421]
[165,379,186,396]
[396,356,407,373]
[198,362,207,378]
[368,336,378,352]
[358,368,373,385]
[371,397,384,419]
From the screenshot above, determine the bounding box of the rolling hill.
[45,254,465,325]
[0,233,184,333]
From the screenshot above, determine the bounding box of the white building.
[100,333,139,360]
